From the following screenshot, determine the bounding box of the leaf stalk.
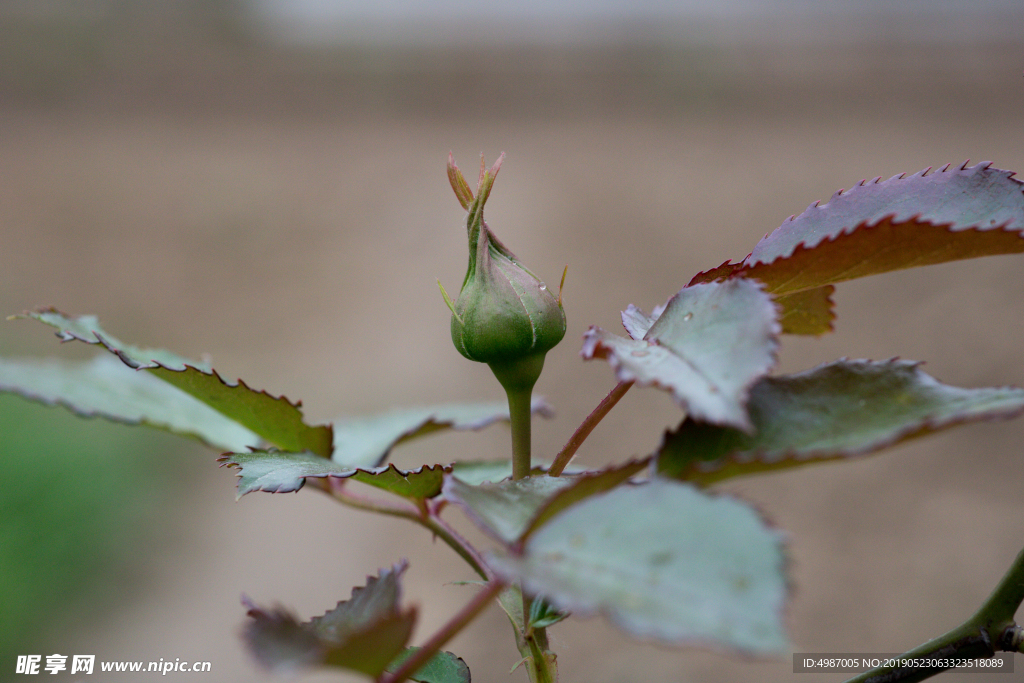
[381,579,505,683]
[548,380,634,476]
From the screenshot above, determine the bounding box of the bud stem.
[488,354,546,480]
[507,384,534,480]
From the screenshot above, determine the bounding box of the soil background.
[2,4,1023,682]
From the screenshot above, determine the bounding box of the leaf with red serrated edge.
[688,163,1024,334]
[332,398,554,469]
[747,162,1024,270]
[442,460,648,545]
[243,562,416,676]
[688,264,833,335]
[14,308,333,457]
[582,279,779,431]
[347,464,449,499]
[656,359,1024,485]
[219,449,451,499]
[744,216,1024,296]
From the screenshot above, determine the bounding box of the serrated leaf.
[657,359,1024,485]
[519,460,649,540]
[386,648,471,683]
[219,449,450,499]
[488,478,790,654]
[689,163,1024,334]
[347,464,450,499]
[582,279,779,430]
[748,162,1024,270]
[0,355,258,451]
[16,308,333,456]
[442,460,648,545]
[332,398,554,469]
[243,562,416,676]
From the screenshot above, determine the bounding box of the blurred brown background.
[2,1,1023,681]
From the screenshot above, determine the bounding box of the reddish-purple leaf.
[690,162,1024,335]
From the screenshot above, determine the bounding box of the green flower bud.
[439,153,566,392]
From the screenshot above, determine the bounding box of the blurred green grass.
[0,392,198,663]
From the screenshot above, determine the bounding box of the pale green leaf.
[657,358,1024,484]
[582,279,779,430]
[443,475,574,544]
[489,478,790,654]
[442,461,648,545]
[0,355,258,451]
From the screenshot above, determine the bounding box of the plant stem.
[507,385,534,480]
[523,626,558,683]
[843,543,1024,683]
[548,380,633,476]
[382,579,504,683]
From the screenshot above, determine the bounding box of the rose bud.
[439,152,566,394]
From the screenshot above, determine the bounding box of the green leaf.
[442,460,648,545]
[528,597,569,629]
[488,478,790,654]
[347,464,450,499]
[332,398,554,469]
[0,355,258,452]
[15,308,333,456]
[219,449,450,499]
[582,279,779,431]
[386,648,471,683]
[657,359,1024,485]
[690,163,1024,334]
[242,562,416,676]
